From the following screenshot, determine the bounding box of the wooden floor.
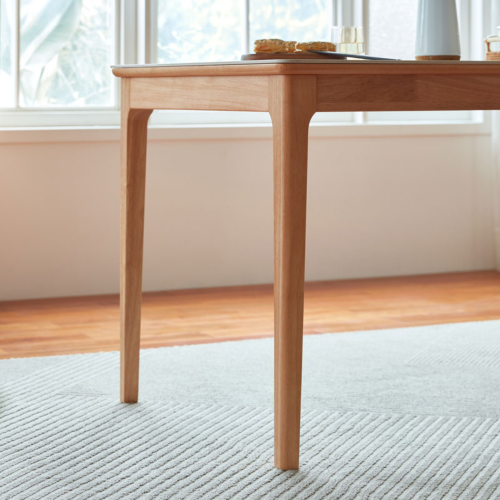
[1,271,500,359]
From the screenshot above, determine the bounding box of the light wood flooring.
[1,271,500,359]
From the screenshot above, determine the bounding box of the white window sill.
[0,119,490,144]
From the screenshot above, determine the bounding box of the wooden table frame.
[112,60,500,470]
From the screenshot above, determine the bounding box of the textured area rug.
[1,321,500,499]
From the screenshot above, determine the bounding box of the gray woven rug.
[2,320,500,499]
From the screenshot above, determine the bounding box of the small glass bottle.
[331,26,365,55]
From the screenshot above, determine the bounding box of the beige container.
[485,28,500,61]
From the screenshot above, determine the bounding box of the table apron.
[317,74,500,112]
[129,76,269,112]
[126,73,500,114]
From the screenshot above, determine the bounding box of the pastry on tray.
[296,41,336,52]
[253,39,336,54]
[254,39,297,54]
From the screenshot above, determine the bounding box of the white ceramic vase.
[415,0,461,60]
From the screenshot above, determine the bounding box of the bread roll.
[296,41,336,52]
[254,39,297,54]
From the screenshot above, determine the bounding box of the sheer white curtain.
[489,0,500,269]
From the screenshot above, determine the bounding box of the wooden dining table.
[112,59,500,470]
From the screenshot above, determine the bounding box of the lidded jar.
[485,27,500,61]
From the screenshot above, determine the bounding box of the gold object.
[416,55,461,60]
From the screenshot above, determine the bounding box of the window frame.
[0,0,490,137]
[0,0,121,120]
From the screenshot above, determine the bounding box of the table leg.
[120,79,152,403]
[269,75,316,470]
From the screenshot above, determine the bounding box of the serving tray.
[241,52,344,61]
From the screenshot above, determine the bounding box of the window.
[0,0,485,130]
[1,0,116,108]
[368,0,418,61]
[157,0,243,64]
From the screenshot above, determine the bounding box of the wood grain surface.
[130,76,269,111]
[112,61,500,79]
[270,75,316,469]
[120,79,152,403]
[2,271,500,360]
[317,74,500,111]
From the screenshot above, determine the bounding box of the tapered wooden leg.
[269,75,316,470]
[120,78,152,403]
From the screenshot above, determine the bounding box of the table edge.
[112,60,500,78]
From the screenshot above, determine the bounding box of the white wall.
[0,131,495,301]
